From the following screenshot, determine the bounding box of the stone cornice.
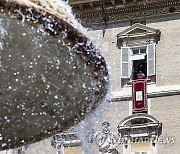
[70,1,180,27]
[110,84,180,102]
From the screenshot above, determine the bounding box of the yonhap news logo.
[156,137,175,144]
[118,136,175,144]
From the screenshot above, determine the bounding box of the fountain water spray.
[0,0,108,150]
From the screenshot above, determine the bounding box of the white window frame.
[147,43,156,76]
[132,47,147,55]
[130,46,147,61]
[121,43,156,81]
[121,47,131,78]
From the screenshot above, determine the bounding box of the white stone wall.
[88,14,180,92]
[148,14,180,86]
[151,95,180,154]
[86,13,180,154]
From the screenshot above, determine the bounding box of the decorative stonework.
[118,113,162,138]
[117,23,160,40]
[118,113,162,148]
[69,1,180,27]
[110,85,180,102]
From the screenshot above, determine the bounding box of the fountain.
[0,0,108,150]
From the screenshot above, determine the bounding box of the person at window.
[137,71,145,79]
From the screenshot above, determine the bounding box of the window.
[52,132,82,148]
[132,47,147,55]
[132,58,147,79]
[131,20,146,25]
[117,24,160,87]
[121,44,155,80]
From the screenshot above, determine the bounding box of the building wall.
[85,13,180,154]
[148,14,180,86]
[151,95,180,154]
[88,14,180,92]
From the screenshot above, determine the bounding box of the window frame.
[132,47,147,55]
[131,20,147,26]
[121,47,131,78]
[121,43,156,84]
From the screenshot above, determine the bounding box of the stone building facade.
[65,0,180,154]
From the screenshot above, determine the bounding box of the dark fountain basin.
[0,0,108,150]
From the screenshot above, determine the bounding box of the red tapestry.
[132,79,147,113]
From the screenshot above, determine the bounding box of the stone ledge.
[110,84,180,102]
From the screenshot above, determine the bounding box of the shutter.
[147,43,155,76]
[121,47,130,78]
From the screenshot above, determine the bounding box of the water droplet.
[54,95,58,99]
[1,143,7,147]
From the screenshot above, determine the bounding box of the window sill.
[123,79,156,88]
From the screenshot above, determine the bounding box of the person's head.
[102,121,110,133]
[102,121,110,128]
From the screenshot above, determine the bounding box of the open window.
[131,46,147,79]
[117,23,160,87]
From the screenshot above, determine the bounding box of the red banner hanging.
[132,78,147,113]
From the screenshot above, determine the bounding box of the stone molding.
[118,113,162,143]
[71,1,180,27]
[117,23,160,39]
[110,84,180,102]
